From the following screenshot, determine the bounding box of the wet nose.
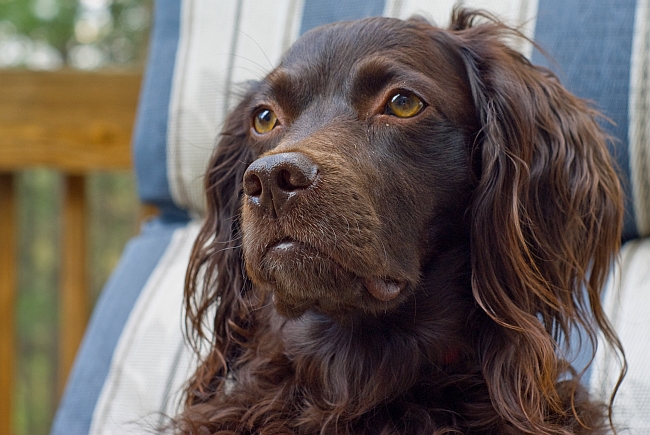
[243,152,318,217]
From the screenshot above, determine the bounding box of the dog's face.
[238,18,478,318]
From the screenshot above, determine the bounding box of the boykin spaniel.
[177,9,625,435]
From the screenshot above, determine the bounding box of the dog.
[177,9,624,435]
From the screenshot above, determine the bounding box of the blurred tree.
[0,0,151,69]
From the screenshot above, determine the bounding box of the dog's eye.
[385,92,424,118]
[253,108,278,134]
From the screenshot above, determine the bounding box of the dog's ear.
[451,9,624,432]
[184,92,257,406]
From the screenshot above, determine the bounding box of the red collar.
[442,348,461,366]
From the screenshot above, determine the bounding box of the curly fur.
[176,9,624,435]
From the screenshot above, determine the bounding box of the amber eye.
[385,92,424,118]
[253,108,278,134]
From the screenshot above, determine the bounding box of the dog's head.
[185,9,624,433]
[238,16,480,318]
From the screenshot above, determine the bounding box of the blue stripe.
[133,0,186,218]
[300,0,386,35]
[49,219,185,435]
[532,0,639,241]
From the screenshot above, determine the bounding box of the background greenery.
[0,0,151,433]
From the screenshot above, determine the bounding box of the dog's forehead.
[254,17,474,131]
[279,17,443,80]
[259,16,469,117]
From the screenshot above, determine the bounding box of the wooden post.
[58,174,89,393]
[0,172,16,435]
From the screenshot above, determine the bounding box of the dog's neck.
[268,246,474,417]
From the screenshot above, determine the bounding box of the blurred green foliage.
[0,0,151,69]
[2,1,151,434]
[16,170,61,435]
[87,172,140,303]
[0,0,76,52]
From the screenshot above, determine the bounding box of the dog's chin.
[245,240,406,319]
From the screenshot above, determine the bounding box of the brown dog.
[178,9,624,435]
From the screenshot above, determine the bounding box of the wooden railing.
[0,69,143,435]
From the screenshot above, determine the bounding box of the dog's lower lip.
[363,277,404,301]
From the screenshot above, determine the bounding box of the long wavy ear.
[451,9,624,433]
[184,92,257,406]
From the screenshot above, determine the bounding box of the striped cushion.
[85,222,201,434]
[50,218,192,435]
[132,0,185,219]
[592,237,650,431]
[51,1,650,433]
[628,0,650,237]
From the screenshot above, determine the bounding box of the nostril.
[277,169,294,192]
[277,168,314,192]
[275,156,319,193]
[243,172,263,197]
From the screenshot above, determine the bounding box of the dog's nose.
[243,152,318,217]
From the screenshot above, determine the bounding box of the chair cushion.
[50,217,192,435]
[591,237,650,432]
[132,0,186,219]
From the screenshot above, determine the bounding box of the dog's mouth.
[257,238,406,315]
